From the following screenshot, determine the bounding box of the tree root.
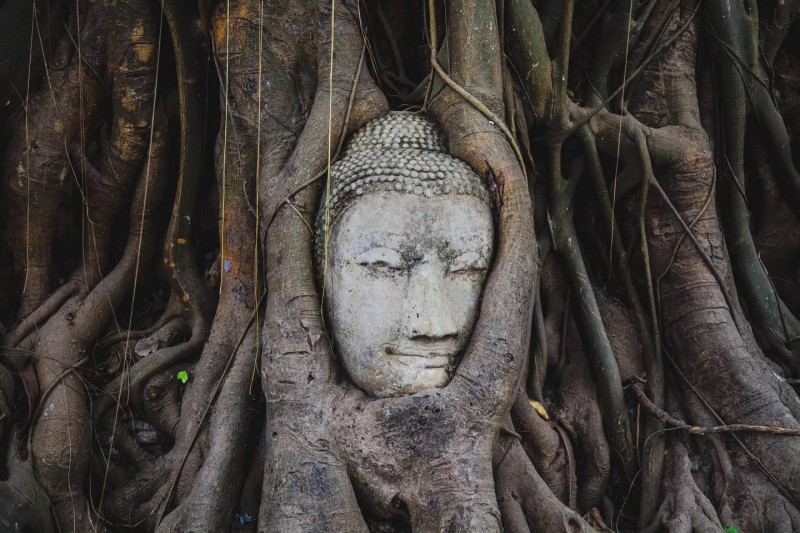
[30,121,167,529]
[2,0,800,530]
[643,439,722,533]
[0,431,55,532]
[494,432,593,532]
[510,389,571,504]
[633,380,800,437]
[158,324,258,531]
[553,338,612,512]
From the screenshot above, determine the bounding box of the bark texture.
[0,0,799,531]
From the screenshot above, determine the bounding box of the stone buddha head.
[315,112,494,397]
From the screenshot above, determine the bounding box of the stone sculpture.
[315,112,495,397]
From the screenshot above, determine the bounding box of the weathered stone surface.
[316,112,494,397]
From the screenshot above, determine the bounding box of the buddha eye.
[449,251,487,274]
[355,247,405,273]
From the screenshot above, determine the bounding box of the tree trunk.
[1,0,800,531]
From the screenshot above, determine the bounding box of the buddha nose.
[404,259,458,341]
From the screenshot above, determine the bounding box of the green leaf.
[176,370,189,384]
[724,526,739,533]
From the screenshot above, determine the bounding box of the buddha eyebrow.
[438,240,490,263]
[357,231,402,242]
[351,233,406,252]
[440,235,491,251]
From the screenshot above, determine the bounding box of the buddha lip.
[385,345,459,360]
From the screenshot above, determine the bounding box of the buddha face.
[324,191,494,397]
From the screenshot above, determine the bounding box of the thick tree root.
[494,432,592,533]
[31,123,167,530]
[643,439,722,533]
